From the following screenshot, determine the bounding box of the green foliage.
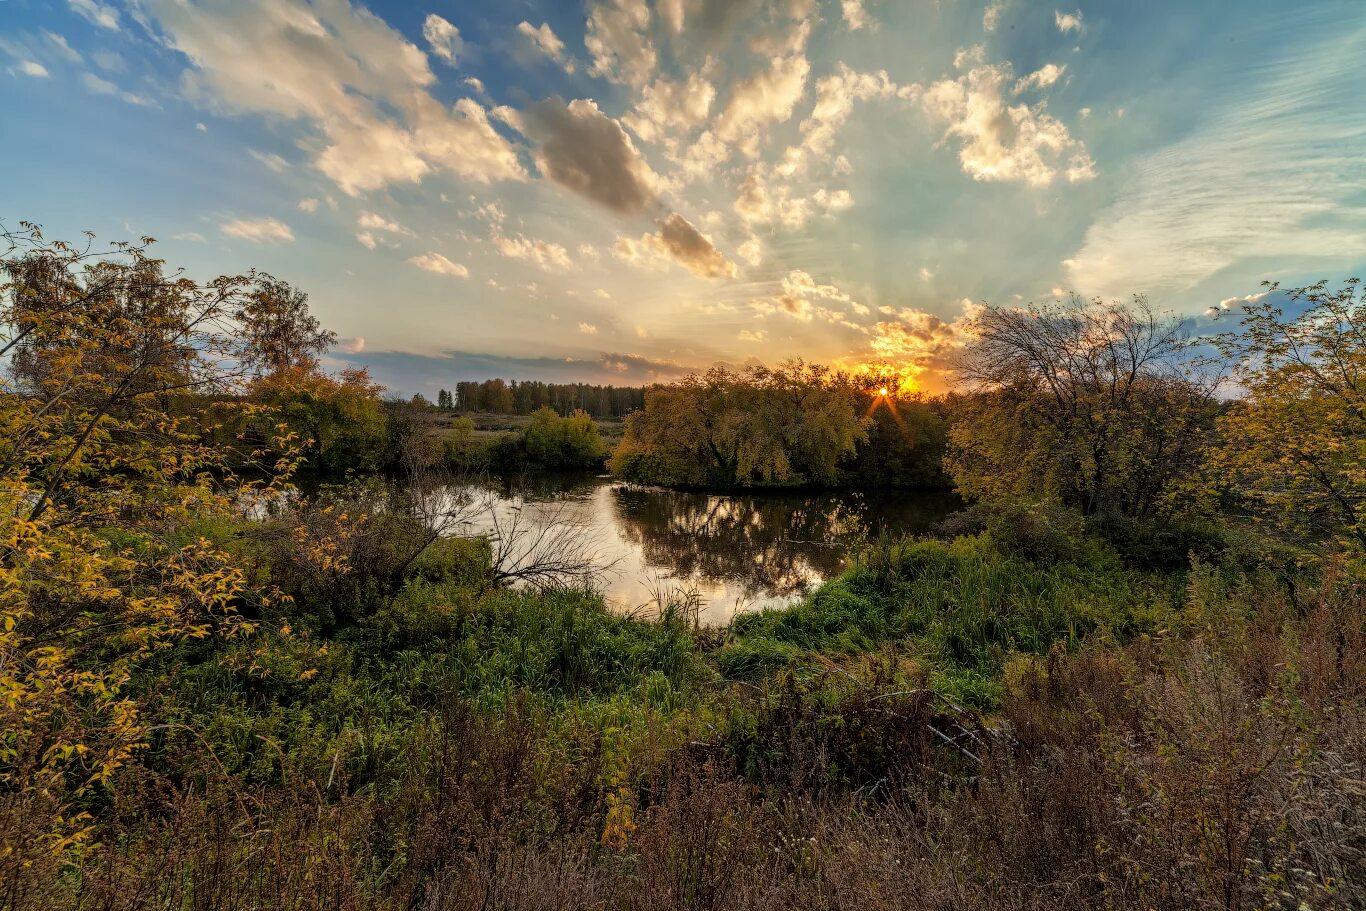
[522,407,607,469]
[720,530,1174,707]
[610,362,869,488]
[1210,279,1366,555]
[946,298,1220,519]
[250,367,388,473]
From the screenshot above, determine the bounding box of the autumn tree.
[0,221,306,850]
[1210,279,1366,553]
[609,363,868,488]
[947,297,1222,519]
[234,274,336,375]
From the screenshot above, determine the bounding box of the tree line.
[443,379,645,418]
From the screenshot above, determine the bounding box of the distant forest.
[443,379,645,417]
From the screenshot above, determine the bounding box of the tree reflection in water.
[450,472,959,623]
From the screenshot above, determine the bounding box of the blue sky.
[2,0,1364,394]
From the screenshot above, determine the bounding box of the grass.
[7,501,1363,909]
[719,531,1179,706]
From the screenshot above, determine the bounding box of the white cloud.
[81,71,152,105]
[734,166,857,229]
[517,21,574,72]
[248,148,289,172]
[715,54,811,155]
[983,0,1007,32]
[738,329,766,342]
[17,61,50,78]
[355,231,377,249]
[337,336,366,354]
[578,322,599,335]
[297,197,320,212]
[357,210,414,236]
[1014,63,1066,93]
[585,0,657,89]
[755,270,869,328]
[195,122,207,132]
[737,235,763,267]
[777,64,908,177]
[623,73,716,143]
[68,0,120,30]
[92,50,125,71]
[143,0,525,196]
[1065,28,1366,298]
[492,230,575,272]
[1055,10,1084,34]
[423,14,462,64]
[173,231,206,242]
[408,251,469,277]
[45,31,83,63]
[919,60,1093,187]
[522,97,659,214]
[221,217,294,243]
[841,0,871,31]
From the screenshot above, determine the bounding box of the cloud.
[45,31,83,63]
[1055,10,1084,34]
[357,210,414,236]
[221,216,294,242]
[356,231,377,249]
[422,14,462,64]
[68,0,120,30]
[585,0,657,89]
[517,21,574,72]
[491,230,575,272]
[715,54,811,154]
[737,235,763,266]
[623,73,716,143]
[868,308,971,366]
[17,61,50,78]
[615,212,738,279]
[841,0,872,31]
[92,49,124,71]
[81,71,152,105]
[337,336,366,354]
[733,167,856,229]
[408,251,470,277]
[248,148,289,172]
[1064,27,1366,298]
[918,61,1094,187]
[754,270,869,328]
[983,0,1007,32]
[578,322,599,335]
[521,97,659,215]
[778,63,908,177]
[173,231,206,242]
[1014,63,1066,93]
[143,0,524,196]
[297,197,320,212]
[738,329,766,342]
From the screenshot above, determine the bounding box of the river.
[443,473,959,625]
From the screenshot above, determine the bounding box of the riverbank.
[8,500,1362,908]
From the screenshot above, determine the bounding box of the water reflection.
[453,473,958,625]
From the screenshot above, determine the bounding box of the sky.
[2,0,1365,395]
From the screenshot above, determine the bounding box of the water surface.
[448,473,958,625]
